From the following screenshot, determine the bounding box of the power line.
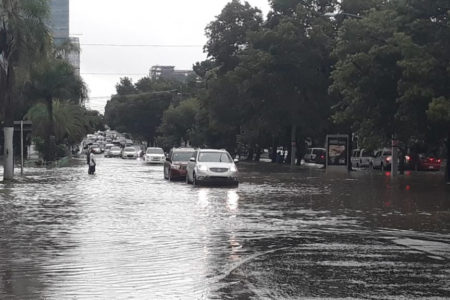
[81,43,203,48]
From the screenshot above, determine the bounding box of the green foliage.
[0,0,51,125]
[104,92,172,144]
[28,58,87,104]
[157,98,201,148]
[427,97,450,124]
[205,0,263,72]
[115,77,137,95]
[330,0,450,148]
[25,100,92,148]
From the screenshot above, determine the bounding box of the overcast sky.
[70,0,271,113]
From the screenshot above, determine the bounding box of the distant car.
[103,143,114,156]
[106,146,122,157]
[105,145,121,157]
[304,148,326,164]
[91,143,102,154]
[121,146,138,159]
[163,148,195,180]
[412,154,441,171]
[144,147,165,164]
[186,149,239,186]
[372,148,410,170]
[351,148,373,168]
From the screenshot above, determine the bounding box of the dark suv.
[163,148,195,180]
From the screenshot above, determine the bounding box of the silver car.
[186,149,239,186]
[121,146,138,159]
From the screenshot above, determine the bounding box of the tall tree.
[204,0,263,72]
[104,91,172,145]
[0,0,50,179]
[27,58,87,161]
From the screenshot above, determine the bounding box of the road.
[0,157,449,299]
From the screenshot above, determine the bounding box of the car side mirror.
[189,157,196,162]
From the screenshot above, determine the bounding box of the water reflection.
[226,190,239,212]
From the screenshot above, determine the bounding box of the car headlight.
[230,164,237,172]
[172,164,181,169]
[197,164,208,171]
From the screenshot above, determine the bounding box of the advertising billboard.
[326,135,349,170]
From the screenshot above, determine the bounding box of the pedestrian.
[88,150,96,175]
[276,151,282,164]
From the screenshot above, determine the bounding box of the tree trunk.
[246,147,254,161]
[254,144,261,162]
[46,97,56,161]
[3,127,14,180]
[2,65,15,180]
[290,124,296,167]
[271,138,278,163]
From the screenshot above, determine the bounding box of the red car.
[163,148,195,180]
[414,154,441,171]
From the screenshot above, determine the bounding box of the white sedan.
[121,146,138,159]
[145,147,166,164]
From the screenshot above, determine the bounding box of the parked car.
[351,148,373,168]
[163,148,195,180]
[121,146,138,159]
[304,147,326,164]
[371,148,410,170]
[144,147,165,164]
[186,149,239,186]
[411,153,441,171]
[106,146,122,157]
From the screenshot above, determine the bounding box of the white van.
[351,149,373,168]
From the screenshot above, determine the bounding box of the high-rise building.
[48,0,80,76]
[49,0,69,38]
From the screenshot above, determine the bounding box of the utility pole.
[20,120,24,176]
[391,135,399,177]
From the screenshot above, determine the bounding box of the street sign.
[13,121,32,132]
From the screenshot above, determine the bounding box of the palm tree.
[28,57,87,161]
[0,0,51,179]
[25,100,90,158]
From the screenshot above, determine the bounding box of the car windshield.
[172,152,194,162]
[384,151,392,156]
[198,152,232,163]
[111,147,121,151]
[147,148,164,154]
[124,147,135,152]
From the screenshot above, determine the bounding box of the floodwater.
[0,158,449,299]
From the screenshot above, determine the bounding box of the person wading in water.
[88,149,96,175]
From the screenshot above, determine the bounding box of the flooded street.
[1,157,449,299]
